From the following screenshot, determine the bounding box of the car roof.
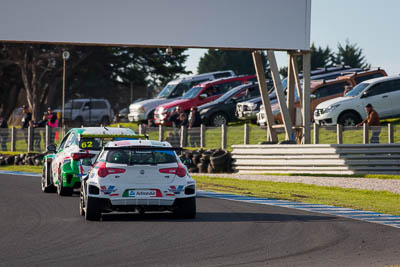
[69,127,135,135]
[361,75,400,85]
[105,139,172,148]
[310,77,351,88]
[195,75,255,87]
[337,68,386,79]
[66,98,108,102]
[168,70,235,84]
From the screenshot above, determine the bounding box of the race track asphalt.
[0,173,399,267]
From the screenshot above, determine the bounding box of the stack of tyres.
[179,149,233,174]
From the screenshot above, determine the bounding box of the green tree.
[197,49,269,76]
[310,43,333,69]
[286,43,334,76]
[333,39,369,68]
[0,44,190,122]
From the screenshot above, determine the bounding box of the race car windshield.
[106,150,177,165]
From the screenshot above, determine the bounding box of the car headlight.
[322,104,340,114]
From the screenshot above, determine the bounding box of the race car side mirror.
[47,144,57,152]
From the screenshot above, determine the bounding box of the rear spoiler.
[79,134,148,139]
[104,146,183,151]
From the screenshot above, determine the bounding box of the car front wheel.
[210,113,228,127]
[338,111,361,126]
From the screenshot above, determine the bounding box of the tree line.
[0,44,189,122]
[197,39,369,77]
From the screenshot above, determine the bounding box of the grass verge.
[0,165,42,173]
[256,172,400,180]
[193,175,400,215]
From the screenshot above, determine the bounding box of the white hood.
[129,98,177,110]
[316,96,353,109]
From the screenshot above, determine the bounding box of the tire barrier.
[179,148,233,174]
[0,152,45,166]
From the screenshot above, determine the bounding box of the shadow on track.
[101,211,340,223]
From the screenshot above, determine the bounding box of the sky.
[184,0,400,75]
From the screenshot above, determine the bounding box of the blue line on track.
[198,191,400,230]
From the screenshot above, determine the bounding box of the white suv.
[128,70,235,122]
[314,76,400,126]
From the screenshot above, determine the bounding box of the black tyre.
[279,140,296,144]
[197,162,208,173]
[174,197,196,219]
[85,196,101,221]
[210,112,228,127]
[338,111,361,126]
[79,185,85,216]
[57,167,73,196]
[208,164,221,173]
[192,153,201,165]
[41,162,56,193]
[210,150,229,167]
[188,167,199,173]
[258,141,278,145]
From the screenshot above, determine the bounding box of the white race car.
[80,139,196,221]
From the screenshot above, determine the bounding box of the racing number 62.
[81,141,93,148]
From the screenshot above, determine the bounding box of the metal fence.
[0,126,64,152]
[1,123,398,152]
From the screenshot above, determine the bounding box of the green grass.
[0,165,42,173]
[256,172,400,180]
[109,122,139,129]
[193,175,400,215]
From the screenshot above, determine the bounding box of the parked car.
[117,108,129,122]
[128,70,235,123]
[314,75,400,126]
[237,66,364,122]
[154,75,256,125]
[79,139,196,221]
[257,68,387,125]
[54,98,113,126]
[41,127,141,196]
[199,83,260,126]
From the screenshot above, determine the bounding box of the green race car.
[41,127,145,196]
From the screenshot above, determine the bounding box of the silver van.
[54,98,113,126]
[128,70,235,122]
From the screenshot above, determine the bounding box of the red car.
[154,75,256,125]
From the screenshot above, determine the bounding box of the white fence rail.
[231,143,400,175]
